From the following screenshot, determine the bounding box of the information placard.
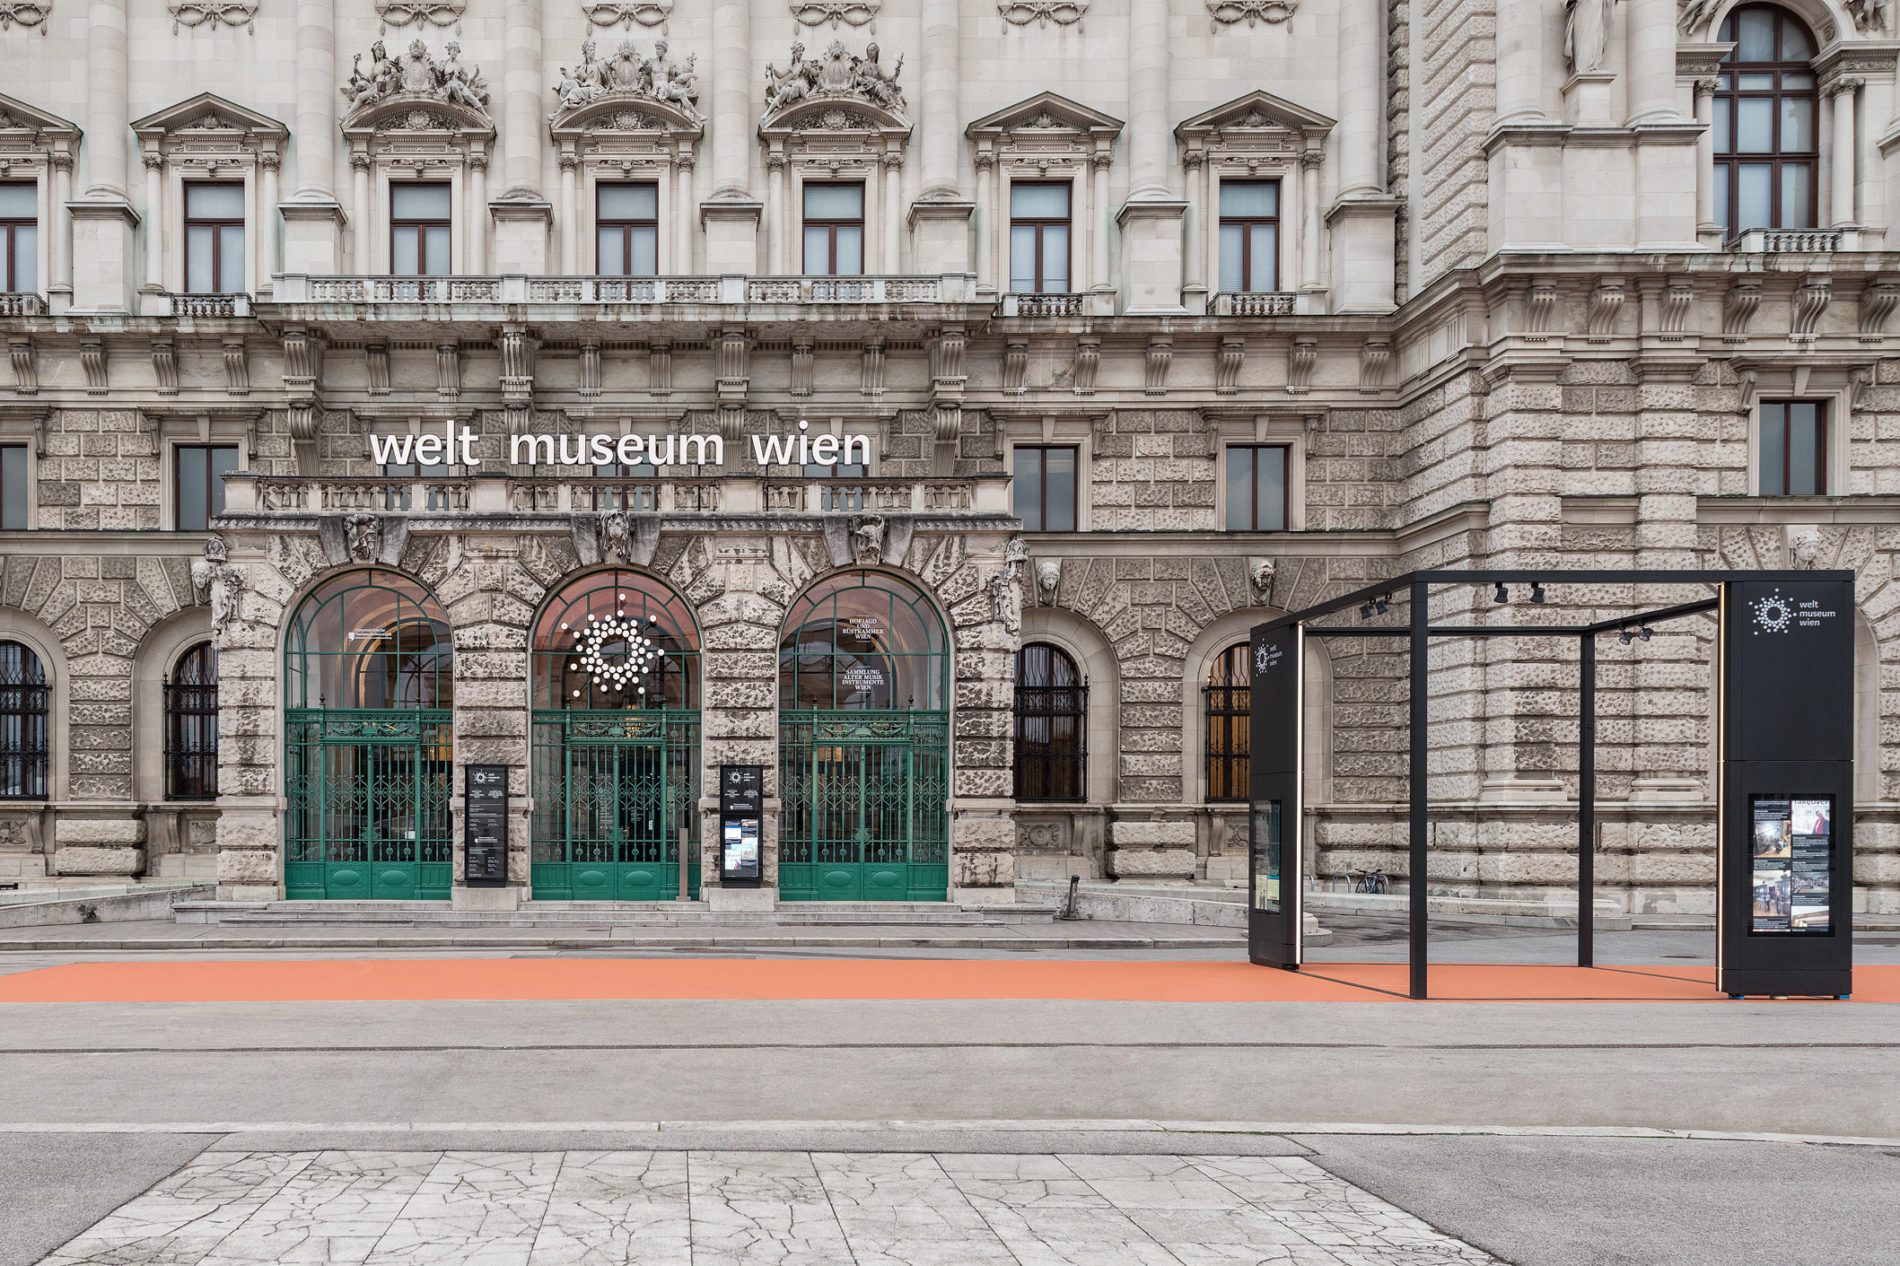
[1750,795,1831,934]
[464,764,509,887]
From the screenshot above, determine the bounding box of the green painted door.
[284,711,453,901]
[530,710,701,901]
[778,710,949,901]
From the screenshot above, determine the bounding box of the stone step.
[180,899,1058,928]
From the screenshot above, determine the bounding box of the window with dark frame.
[1224,445,1290,532]
[802,183,864,276]
[390,183,453,276]
[164,641,218,800]
[183,183,245,294]
[1714,5,1818,236]
[1204,643,1251,803]
[596,183,659,276]
[175,445,239,532]
[1218,181,1280,293]
[1009,182,1071,294]
[1013,445,1077,533]
[1014,643,1087,802]
[0,182,36,295]
[1759,400,1827,495]
[0,446,26,531]
[0,640,47,801]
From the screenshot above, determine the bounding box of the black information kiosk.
[719,764,764,887]
[1248,624,1304,968]
[1719,578,1854,998]
[464,764,509,888]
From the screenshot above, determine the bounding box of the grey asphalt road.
[0,1133,217,1266]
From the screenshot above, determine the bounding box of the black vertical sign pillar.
[464,765,509,888]
[1247,621,1303,968]
[1718,575,1855,998]
[1408,579,1430,1000]
[1578,634,1596,969]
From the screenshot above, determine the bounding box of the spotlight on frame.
[1360,601,1377,620]
[1639,626,1652,641]
[1494,583,1509,604]
[1530,582,1546,604]
[1375,595,1391,615]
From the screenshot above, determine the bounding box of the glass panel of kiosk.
[1248,623,1302,968]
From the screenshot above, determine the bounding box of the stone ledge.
[55,819,146,846]
[1107,848,1197,878]
[51,846,145,876]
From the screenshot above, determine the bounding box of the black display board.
[464,764,509,888]
[719,764,763,886]
[1719,578,1854,997]
[1247,623,1303,968]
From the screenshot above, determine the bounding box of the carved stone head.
[1249,556,1276,600]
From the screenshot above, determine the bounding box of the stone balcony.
[1725,228,1858,253]
[166,293,253,319]
[219,472,1015,525]
[0,293,47,317]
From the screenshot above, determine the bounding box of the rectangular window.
[0,183,36,295]
[390,183,452,276]
[1759,401,1826,495]
[1013,445,1077,533]
[1009,182,1071,294]
[0,446,26,530]
[802,183,864,276]
[596,183,658,276]
[1225,446,1290,532]
[174,445,239,532]
[183,183,245,294]
[1218,181,1280,293]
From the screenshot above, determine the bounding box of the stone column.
[351,153,372,271]
[49,153,73,303]
[1090,154,1110,297]
[1831,79,1860,228]
[1116,0,1185,312]
[69,0,137,310]
[1495,0,1548,123]
[559,154,579,274]
[141,152,164,295]
[1336,0,1383,197]
[972,152,993,291]
[1625,0,1680,124]
[1300,149,1322,290]
[491,0,551,272]
[884,153,903,273]
[257,151,280,294]
[1693,78,1718,236]
[674,150,696,273]
[1181,152,1204,300]
[467,151,489,272]
[919,0,959,199]
[702,0,761,270]
[282,0,345,275]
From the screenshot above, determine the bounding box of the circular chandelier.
[560,594,665,700]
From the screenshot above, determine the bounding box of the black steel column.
[1578,634,1596,969]
[1409,578,1429,1000]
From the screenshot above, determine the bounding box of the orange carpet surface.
[0,959,1893,1004]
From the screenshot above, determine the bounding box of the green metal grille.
[284,709,453,901]
[531,709,701,901]
[778,709,949,902]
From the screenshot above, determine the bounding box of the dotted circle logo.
[1751,589,1794,636]
[558,601,664,698]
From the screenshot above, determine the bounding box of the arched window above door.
[779,571,947,712]
[532,570,699,711]
[284,569,452,710]
[1714,5,1819,237]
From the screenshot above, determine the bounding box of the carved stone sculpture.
[1676,0,1719,33]
[766,38,904,114]
[988,565,1023,636]
[190,535,227,598]
[1565,0,1617,76]
[1249,557,1276,603]
[1846,0,1890,35]
[1002,535,1029,584]
[344,513,382,563]
[849,514,886,565]
[1035,559,1061,602]
[343,37,489,114]
[597,510,635,563]
[554,35,700,120]
[209,563,246,637]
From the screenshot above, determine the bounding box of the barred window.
[1204,643,1250,802]
[165,641,218,800]
[1014,643,1087,802]
[0,640,47,800]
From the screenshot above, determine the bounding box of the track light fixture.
[1530,582,1546,604]
[1375,595,1391,615]
[1617,625,1654,646]
[1494,583,1509,604]
[1360,601,1376,620]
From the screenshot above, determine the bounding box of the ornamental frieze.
[0,2,49,34]
[376,1,463,32]
[791,0,877,29]
[169,2,256,32]
[1207,0,1295,28]
[998,1,1084,28]
[583,1,670,27]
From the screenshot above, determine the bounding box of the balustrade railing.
[271,273,976,307]
[1000,292,1085,318]
[0,293,47,317]
[1211,291,1299,317]
[167,292,252,318]
[1727,229,1851,254]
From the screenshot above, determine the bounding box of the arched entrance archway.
[283,569,453,901]
[530,570,701,901]
[778,570,949,901]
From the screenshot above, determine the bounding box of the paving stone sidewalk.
[36,1149,1501,1266]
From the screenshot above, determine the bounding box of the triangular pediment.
[133,93,287,141]
[966,92,1123,140]
[0,92,81,139]
[1176,90,1334,140]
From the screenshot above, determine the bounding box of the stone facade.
[0,1,1897,913]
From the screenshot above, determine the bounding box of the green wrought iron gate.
[531,710,701,900]
[778,710,948,901]
[284,710,453,901]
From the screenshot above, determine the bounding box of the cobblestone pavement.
[36,1150,1501,1266]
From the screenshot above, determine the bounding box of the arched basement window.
[0,641,47,801]
[1014,642,1087,802]
[164,641,218,800]
[1205,642,1252,803]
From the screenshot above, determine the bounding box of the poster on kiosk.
[1720,577,1855,999]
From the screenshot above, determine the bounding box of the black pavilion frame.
[1253,569,1857,999]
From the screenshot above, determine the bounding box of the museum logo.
[366,417,874,471]
[1750,588,1839,636]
